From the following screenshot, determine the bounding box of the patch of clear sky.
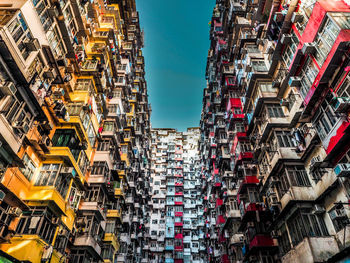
[136,0,215,131]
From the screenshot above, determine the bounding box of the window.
[16,208,57,244]
[75,79,93,91]
[251,60,267,72]
[234,122,245,132]
[313,97,338,141]
[47,26,65,58]
[279,224,291,255]
[87,122,96,147]
[175,239,182,247]
[227,77,236,85]
[287,208,328,247]
[51,129,81,160]
[112,90,122,98]
[286,166,311,187]
[36,163,60,185]
[175,206,183,212]
[116,76,125,84]
[246,45,260,53]
[20,153,36,181]
[8,12,33,59]
[315,17,340,65]
[275,130,296,148]
[91,161,109,176]
[329,205,347,232]
[282,31,300,67]
[103,121,114,132]
[118,64,127,71]
[337,74,350,98]
[277,166,311,197]
[259,82,277,93]
[294,0,316,34]
[300,58,319,99]
[266,104,284,118]
[152,219,158,224]
[233,107,242,114]
[34,164,71,198]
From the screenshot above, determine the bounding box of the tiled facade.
[200,0,350,262]
[0,0,151,262]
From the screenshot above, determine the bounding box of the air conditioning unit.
[288,76,302,87]
[329,208,347,220]
[47,7,59,18]
[302,42,316,55]
[334,97,350,113]
[43,69,57,80]
[274,12,285,22]
[59,228,69,236]
[269,195,279,206]
[291,13,304,23]
[9,207,22,217]
[247,222,254,227]
[272,81,280,88]
[56,57,68,67]
[66,64,74,73]
[23,38,40,52]
[245,65,252,72]
[0,95,12,113]
[270,176,279,185]
[280,98,289,107]
[60,167,76,177]
[1,82,17,95]
[266,189,276,197]
[313,204,326,214]
[0,190,5,201]
[52,218,60,225]
[281,34,291,44]
[334,163,350,177]
[271,230,281,237]
[310,155,322,170]
[39,135,51,153]
[13,120,30,134]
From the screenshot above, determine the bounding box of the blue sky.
[136,0,215,131]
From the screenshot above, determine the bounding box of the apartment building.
[200,0,350,262]
[149,128,206,263]
[0,0,151,262]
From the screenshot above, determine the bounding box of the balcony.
[107,209,122,222]
[226,208,241,219]
[239,202,268,227]
[165,245,174,250]
[74,234,102,259]
[79,201,106,220]
[216,215,226,226]
[103,232,119,251]
[175,212,183,217]
[237,176,259,194]
[115,188,125,197]
[25,185,67,215]
[175,233,183,239]
[281,237,339,263]
[47,147,85,186]
[230,234,244,245]
[175,245,183,251]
